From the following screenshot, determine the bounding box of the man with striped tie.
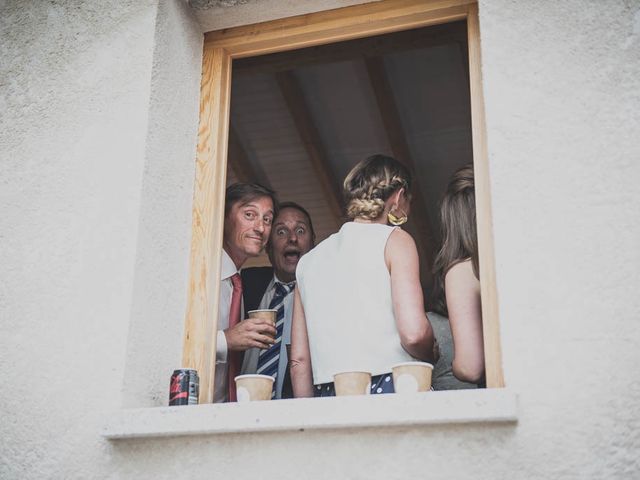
[241,202,315,399]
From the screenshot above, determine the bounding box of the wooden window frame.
[183,0,503,403]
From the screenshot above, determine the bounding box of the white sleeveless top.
[296,222,415,384]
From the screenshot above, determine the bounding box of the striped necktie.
[256,281,294,397]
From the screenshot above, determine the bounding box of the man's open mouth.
[283,249,301,262]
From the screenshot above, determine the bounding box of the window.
[182,0,504,404]
[227,20,469,292]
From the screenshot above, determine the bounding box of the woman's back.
[296,222,414,384]
[431,164,485,384]
[291,154,436,397]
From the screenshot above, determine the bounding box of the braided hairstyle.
[343,154,412,221]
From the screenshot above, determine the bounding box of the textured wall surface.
[120,0,203,409]
[476,0,640,476]
[0,0,158,477]
[0,0,199,477]
[188,0,381,32]
[1,0,639,478]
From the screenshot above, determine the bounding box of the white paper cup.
[247,309,277,342]
[247,309,277,325]
[391,362,434,394]
[234,374,274,402]
[333,371,371,396]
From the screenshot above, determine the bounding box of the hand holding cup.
[225,310,277,351]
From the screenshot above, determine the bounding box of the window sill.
[102,388,517,439]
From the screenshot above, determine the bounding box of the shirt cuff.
[216,330,228,363]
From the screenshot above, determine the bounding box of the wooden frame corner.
[182,0,503,402]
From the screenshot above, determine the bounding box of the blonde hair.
[343,155,412,220]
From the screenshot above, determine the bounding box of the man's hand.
[224,318,277,352]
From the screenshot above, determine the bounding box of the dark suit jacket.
[241,266,274,313]
[241,266,294,398]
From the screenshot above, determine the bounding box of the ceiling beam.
[364,56,436,286]
[227,125,272,189]
[234,21,467,76]
[275,70,343,228]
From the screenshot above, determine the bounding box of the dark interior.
[226,20,473,304]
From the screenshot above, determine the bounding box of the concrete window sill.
[102,388,517,439]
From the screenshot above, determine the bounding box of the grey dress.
[428,311,478,390]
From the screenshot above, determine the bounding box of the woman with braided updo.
[290,154,437,397]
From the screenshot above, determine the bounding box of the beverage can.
[188,370,199,405]
[169,369,198,406]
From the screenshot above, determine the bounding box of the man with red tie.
[214,183,278,403]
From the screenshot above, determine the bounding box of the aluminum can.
[188,370,199,405]
[169,369,198,406]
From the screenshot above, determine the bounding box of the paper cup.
[247,309,277,325]
[234,374,274,402]
[391,362,433,394]
[333,371,371,396]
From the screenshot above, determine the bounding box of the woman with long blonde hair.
[291,154,437,397]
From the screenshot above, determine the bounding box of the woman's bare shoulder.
[386,227,417,250]
[384,227,418,268]
[445,260,479,291]
[447,258,473,274]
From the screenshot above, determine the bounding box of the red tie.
[227,273,243,402]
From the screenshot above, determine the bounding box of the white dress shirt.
[214,249,242,403]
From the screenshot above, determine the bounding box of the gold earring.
[387,206,408,226]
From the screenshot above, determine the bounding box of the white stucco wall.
[1,0,639,478]
[120,0,203,410]
[0,0,200,477]
[188,0,381,32]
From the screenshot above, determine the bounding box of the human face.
[223,196,274,268]
[267,207,314,283]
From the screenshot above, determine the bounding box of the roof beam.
[275,70,343,227]
[364,56,436,286]
[234,21,467,76]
